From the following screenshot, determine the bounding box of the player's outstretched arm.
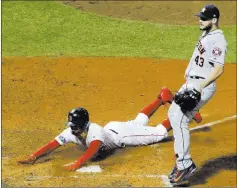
[18,139,61,165]
[64,140,102,171]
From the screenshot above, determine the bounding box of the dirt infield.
[2,57,236,187]
[63,1,236,25]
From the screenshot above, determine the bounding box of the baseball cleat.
[168,164,178,179]
[170,162,197,186]
[159,87,174,104]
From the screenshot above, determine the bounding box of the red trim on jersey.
[122,134,167,138]
[73,140,102,168]
[32,139,60,158]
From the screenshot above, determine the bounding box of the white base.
[76,165,102,173]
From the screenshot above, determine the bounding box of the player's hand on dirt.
[18,155,36,165]
[64,161,80,171]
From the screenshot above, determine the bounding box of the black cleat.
[168,164,178,179]
[170,162,197,186]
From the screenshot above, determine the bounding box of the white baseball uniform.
[168,29,227,170]
[55,113,168,151]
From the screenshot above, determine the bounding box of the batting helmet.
[66,107,89,131]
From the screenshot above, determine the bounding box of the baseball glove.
[174,88,201,114]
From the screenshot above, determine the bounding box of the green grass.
[2,1,236,63]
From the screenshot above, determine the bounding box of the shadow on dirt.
[91,148,116,162]
[189,154,237,186]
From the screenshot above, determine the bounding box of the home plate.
[76,165,102,173]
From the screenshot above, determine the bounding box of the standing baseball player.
[167,4,227,186]
[18,87,202,171]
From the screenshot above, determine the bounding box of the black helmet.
[195,4,220,19]
[66,107,89,131]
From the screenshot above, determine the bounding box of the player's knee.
[134,113,149,125]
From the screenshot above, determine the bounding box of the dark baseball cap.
[195,5,220,19]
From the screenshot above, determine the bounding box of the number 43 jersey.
[185,29,227,80]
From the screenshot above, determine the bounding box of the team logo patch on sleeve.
[212,47,222,56]
[59,136,66,144]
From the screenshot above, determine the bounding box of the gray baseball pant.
[168,78,216,170]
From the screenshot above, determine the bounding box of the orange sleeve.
[32,139,61,159]
[74,140,102,167]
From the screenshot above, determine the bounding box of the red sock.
[161,119,172,132]
[140,98,162,118]
[193,112,202,123]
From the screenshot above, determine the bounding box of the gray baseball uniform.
[168,29,227,170]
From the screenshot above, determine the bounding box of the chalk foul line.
[190,115,236,132]
[25,173,172,187]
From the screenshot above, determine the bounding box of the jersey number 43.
[195,55,204,67]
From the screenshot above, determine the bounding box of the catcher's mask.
[66,107,89,133]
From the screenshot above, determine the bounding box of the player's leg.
[194,82,216,110]
[138,83,202,130]
[119,120,172,146]
[117,111,201,147]
[160,119,172,131]
[161,111,203,132]
[167,82,195,182]
[112,87,173,130]
[168,102,193,170]
[140,87,173,118]
[168,81,216,183]
[133,87,173,129]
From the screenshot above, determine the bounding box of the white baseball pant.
[104,113,168,147]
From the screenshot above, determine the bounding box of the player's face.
[199,18,212,30]
[70,125,83,135]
